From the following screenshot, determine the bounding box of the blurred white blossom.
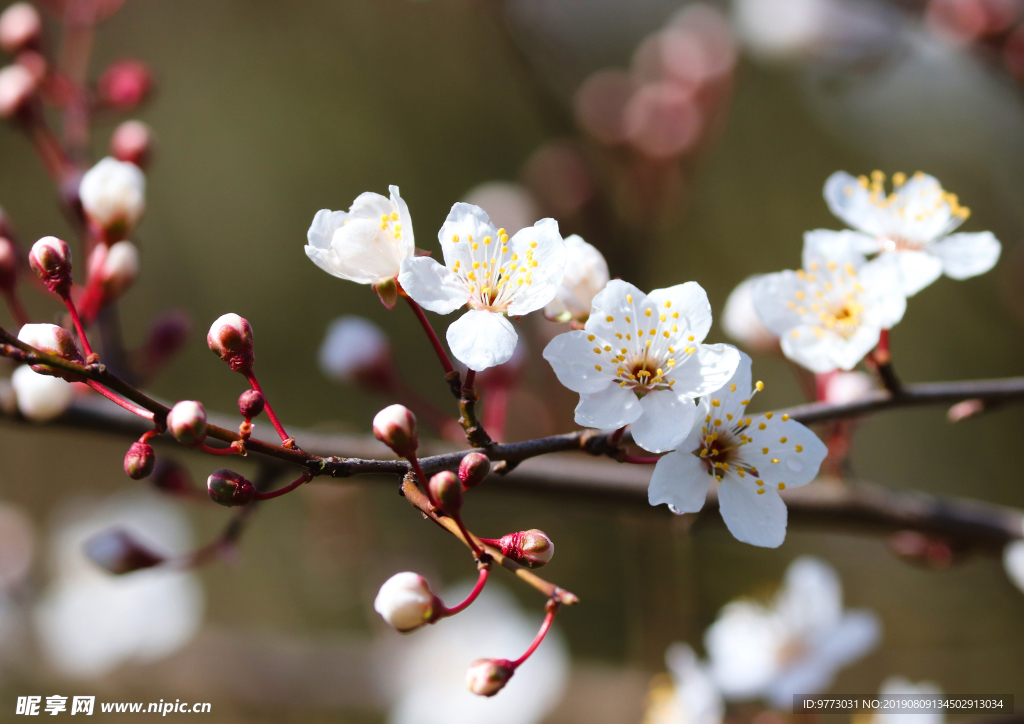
[79,157,146,236]
[544,234,609,325]
[705,556,880,707]
[824,171,1000,296]
[544,280,739,453]
[33,491,204,678]
[11,365,74,422]
[305,185,415,286]
[649,353,827,547]
[381,583,568,724]
[753,230,905,373]
[1003,540,1024,595]
[721,275,778,353]
[399,203,566,371]
[463,182,541,236]
[318,316,390,384]
[822,370,875,405]
[874,677,944,724]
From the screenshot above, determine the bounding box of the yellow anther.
[758,423,766,430]
[511,254,518,260]
[756,479,764,486]
[660,314,666,322]
[755,381,764,391]
[762,447,769,454]
[593,347,601,354]
[740,399,750,406]
[778,483,786,490]
[893,171,906,186]
[530,241,538,248]
[714,419,722,426]
[644,309,652,317]
[765,412,773,420]
[711,399,720,408]
[668,346,675,353]
[729,384,737,392]
[606,316,614,322]
[625,316,631,323]
[665,300,672,308]
[795,445,803,452]
[781,414,789,421]
[779,437,787,443]
[726,413,733,421]
[604,345,612,351]
[771,458,780,464]
[687,335,694,342]
[757,489,765,495]
[472,261,480,269]
[595,365,602,371]
[587,334,595,341]
[626,294,633,303]
[472,242,478,250]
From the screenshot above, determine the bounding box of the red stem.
[402,294,454,375]
[61,295,94,357]
[245,373,290,443]
[622,454,660,465]
[481,386,509,442]
[255,470,313,500]
[436,566,490,618]
[463,369,476,393]
[3,291,30,327]
[198,442,237,457]
[510,608,556,669]
[878,328,890,356]
[85,379,154,420]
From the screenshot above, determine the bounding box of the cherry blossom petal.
[541,331,614,394]
[858,255,907,328]
[751,271,804,335]
[718,477,788,548]
[668,343,740,398]
[930,231,1001,281]
[745,415,827,487]
[647,282,713,343]
[445,309,518,371]
[632,389,698,453]
[437,202,497,272]
[398,257,469,315]
[574,385,643,430]
[306,208,349,253]
[505,218,568,316]
[389,185,415,258]
[823,171,886,237]
[801,229,871,271]
[327,218,405,283]
[649,448,710,513]
[894,249,943,297]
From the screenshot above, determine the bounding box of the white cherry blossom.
[721,274,778,353]
[753,230,906,373]
[874,678,944,724]
[543,280,740,453]
[305,185,414,286]
[704,556,880,707]
[824,171,1001,296]
[79,157,146,236]
[648,353,827,547]
[399,203,566,371]
[11,365,75,422]
[543,234,609,325]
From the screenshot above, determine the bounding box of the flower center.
[788,262,866,341]
[449,228,539,312]
[377,212,403,245]
[851,170,970,239]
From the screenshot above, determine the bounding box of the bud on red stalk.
[83,528,165,575]
[207,468,257,507]
[0,3,41,54]
[28,236,72,297]
[373,571,437,632]
[123,441,155,480]
[0,237,16,293]
[166,400,207,446]
[207,313,254,373]
[465,658,515,697]
[458,452,491,489]
[97,59,153,111]
[238,388,265,418]
[17,323,84,376]
[87,240,139,302]
[428,470,463,516]
[497,529,554,569]
[0,62,36,119]
[372,404,418,458]
[110,119,155,168]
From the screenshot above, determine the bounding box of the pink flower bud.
[166,400,207,446]
[0,3,41,54]
[207,468,257,507]
[123,441,155,480]
[150,457,194,495]
[428,470,463,516]
[238,388,265,418]
[372,404,417,457]
[373,571,437,632]
[17,323,84,375]
[87,239,139,301]
[83,528,165,575]
[207,313,254,373]
[28,236,72,297]
[498,529,554,569]
[465,658,515,697]
[0,236,16,294]
[97,59,153,111]
[0,62,35,119]
[458,452,491,489]
[110,119,155,168]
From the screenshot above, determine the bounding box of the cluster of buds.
[206,469,257,507]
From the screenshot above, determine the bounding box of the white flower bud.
[466,658,515,697]
[0,63,35,118]
[0,235,17,293]
[88,240,139,300]
[544,235,609,325]
[0,3,41,54]
[372,404,417,457]
[207,313,254,373]
[823,371,875,405]
[11,364,74,422]
[28,235,73,297]
[318,316,391,385]
[721,275,778,353]
[79,157,146,238]
[373,571,436,632]
[166,400,207,446]
[17,323,82,362]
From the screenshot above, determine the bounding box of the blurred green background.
[1,0,1023,721]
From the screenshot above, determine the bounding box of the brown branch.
[400,474,578,605]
